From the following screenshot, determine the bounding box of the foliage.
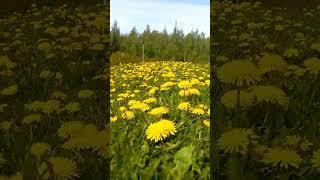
[212,1,320,179]
[110,61,210,179]
[0,3,109,179]
[110,22,210,63]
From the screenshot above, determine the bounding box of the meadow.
[212,1,320,179]
[110,61,210,179]
[0,3,109,179]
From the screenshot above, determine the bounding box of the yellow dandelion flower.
[58,121,84,139]
[218,128,258,155]
[191,108,205,115]
[262,148,302,169]
[148,107,169,117]
[1,84,18,96]
[77,89,95,99]
[187,88,201,96]
[0,56,16,69]
[51,91,67,100]
[145,119,177,142]
[178,102,190,111]
[218,60,261,86]
[110,116,118,123]
[48,157,79,180]
[122,111,135,120]
[258,53,287,73]
[65,102,81,112]
[40,70,53,79]
[30,142,50,159]
[249,85,289,108]
[205,79,210,86]
[304,57,320,76]
[148,87,159,95]
[203,120,210,127]
[22,113,42,124]
[143,97,157,104]
[178,80,193,89]
[129,101,149,112]
[283,48,299,58]
[119,106,126,112]
[162,72,176,78]
[40,100,61,114]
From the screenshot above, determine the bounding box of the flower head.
[218,60,261,86]
[145,119,177,142]
[262,147,302,169]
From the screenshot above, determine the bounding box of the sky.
[110,0,210,37]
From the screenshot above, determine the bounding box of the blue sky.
[110,0,210,37]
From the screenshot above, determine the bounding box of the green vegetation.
[0,2,109,179]
[212,1,320,179]
[110,61,210,179]
[110,22,210,65]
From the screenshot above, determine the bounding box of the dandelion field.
[212,1,320,179]
[0,3,109,179]
[110,61,210,179]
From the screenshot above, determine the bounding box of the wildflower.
[1,84,18,96]
[65,102,81,112]
[110,116,118,122]
[262,147,302,169]
[51,91,67,100]
[178,102,190,111]
[148,107,169,117]
[143,97,157,104]
[203,120,210,127]
[304,57,320,76]
[258,53,287,73]
[78,89,95,99]
[22,113,42,124]
[178,80,193,89]
[0,56,16,69]
[249,85,289,108]
[48,157,79,180]
[55,72,63,80]
[283,48,299,58]
[58,121,84,139]
[218,60,261,86]
[191,108,205,115]
[40,70,53,79]
[145,119,177,142]
[187,88,200,96]
[218,128,258,155]
[30,142,50,159]
[122,111,135,120]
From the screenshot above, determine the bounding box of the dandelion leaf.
[170,146,194,179]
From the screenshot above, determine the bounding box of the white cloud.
[110,0,209,37]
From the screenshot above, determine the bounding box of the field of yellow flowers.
[110,61,210,179]
[0,3,109,179]
[212,1,320,179]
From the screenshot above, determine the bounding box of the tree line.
[110,21,210,62]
